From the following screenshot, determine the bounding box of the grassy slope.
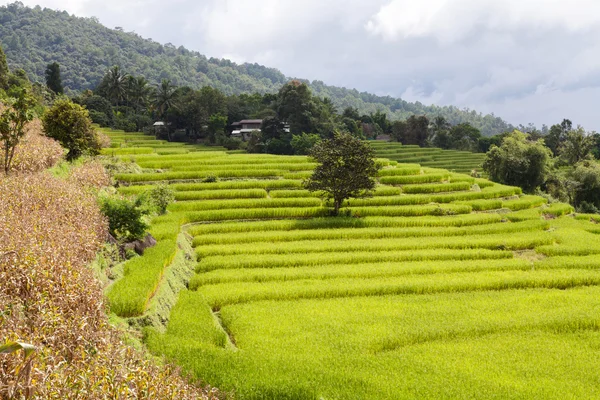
[100,127,600,400]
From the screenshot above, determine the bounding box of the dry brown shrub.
[0,173,219,399]
[8,120,64,173]
[68,160,111,189]
[96,131,111,149]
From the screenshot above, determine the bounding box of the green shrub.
[100,195,149,241]
[144,184,175,215]
[42,98,101,160]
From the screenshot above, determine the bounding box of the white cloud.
[366,0,600,43]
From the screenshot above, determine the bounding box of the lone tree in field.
[305,132,380,216]
[0,89,35,174]
[42,98,101,160]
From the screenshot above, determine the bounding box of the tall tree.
[559,127,594,165]
[276,80,316,134]
[207,113,227,144]
[0,88,36,174]
[127,76,152,112]
[545,119,572,156]
[430,116,451,149]
[483,130,553,193]
[305,132,380,216]
[449,122,481,151]
[44,62,63,94]
[396,115,430,146]
[154,79,176,119]
[0,44,8,90]
[103,66,127,106]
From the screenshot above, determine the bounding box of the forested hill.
[0,2,513,135]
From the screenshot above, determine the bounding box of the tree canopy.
[304,132,380,215]
[42,98,100,160]
[483,130,553,193]
[45,62,63,94]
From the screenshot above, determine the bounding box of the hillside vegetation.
[0,2,513,135]
[97,127,600,399]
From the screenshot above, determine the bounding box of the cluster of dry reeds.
[0,152,218,398]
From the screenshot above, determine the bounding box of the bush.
[100,195,149,242]
[88,109,111,127]
[9,120,64,173]
[578,201,599,214]
[220,136,243,150]
[291,133,321,155]
[265,138,294,155]
[42,98,101,160]
[203,174,218,183]
[144,184,175,215]
[114,115,137,132]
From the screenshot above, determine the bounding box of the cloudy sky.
[6,0,600,130]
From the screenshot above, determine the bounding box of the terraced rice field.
[102,128,600,399]
[369,141,487,175]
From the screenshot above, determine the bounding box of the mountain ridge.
[0,2,514,135]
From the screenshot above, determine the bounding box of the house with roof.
[231,119,263,140]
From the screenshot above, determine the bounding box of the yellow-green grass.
[174,189,268,201]
[195,231,553,258]
[169,162,317,172]
[147,287,600,399]
[194,269,600,307]
[196,248,514,272]
[186,214,505,236]
[119,179,302,193]
[503,195,548,210]
[182,207,330,223]
[107,240,177,317]
[189,258,532,287]
[98,127,600,398]
[191,220,549,246]
[115,168,290,182]
[402,181,472,193]
[169,197,324,212]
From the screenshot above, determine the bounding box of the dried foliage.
[96,130,111,149]
[8,120,63,173]
[0,172,219,399]
[68,159,111,189]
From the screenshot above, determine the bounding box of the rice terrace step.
[102,127,600,400]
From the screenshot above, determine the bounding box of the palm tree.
[127,76,152,113]
[104,66,127,107]
[154,79,176,119]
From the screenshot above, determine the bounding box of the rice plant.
[379,174,449,185]
[196,248,513,272]
[107,240,177,317]
[169,197,323,212]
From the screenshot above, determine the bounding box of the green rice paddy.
[369,141,487,175]
[102,127,600,399]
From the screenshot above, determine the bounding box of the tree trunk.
[3,142,9,175]
[333,198,341,216]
